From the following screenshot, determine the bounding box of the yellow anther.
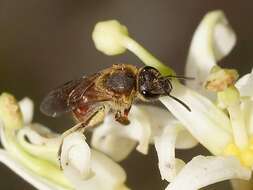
[249,137,253,150]
[204,66,239,92]
[241,149,253,168]
[223,143,240,157]
[224,142,253,168]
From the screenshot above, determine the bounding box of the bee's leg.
[115,107,131,125]
[57,106,106,169]
[57,122,90,169]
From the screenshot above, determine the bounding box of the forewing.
[40,74,98,117]
[40,73,112,117]
[68,77,111,107]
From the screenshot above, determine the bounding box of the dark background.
[0,0,252,189]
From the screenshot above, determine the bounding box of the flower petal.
[241,100,253,136]
[92,104,197,162]
[154,125,185,181]
[61,132,93,180]
[92,105,151,160]
[63,148,128,190]
[175,129,198,149]
[185,10,236,97]
[19,97,34,125]
[91,130,136,162]
[61,132,129,190]
[0,149,69,190]
[0,94,72,189]
[138,105,198,149]
[0,126,72,189]
[235,69,253,98]
[18,123,59,145]
[166,155,251,190]
[16,124,60,165]
[160,82,232,155]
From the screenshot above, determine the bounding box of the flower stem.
[122,36,175,76]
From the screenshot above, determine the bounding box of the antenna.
[159,76,192,112]
[167,94,191,112]
[166,93,191,112]
[163,75,195,80]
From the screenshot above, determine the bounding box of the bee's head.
[137,66,191,111]
[137,66,172,100]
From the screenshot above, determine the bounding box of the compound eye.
[140,90,159,99]
[140,66,160,79]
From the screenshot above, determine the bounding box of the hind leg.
[57,122,90,169]
[57,105,106,169]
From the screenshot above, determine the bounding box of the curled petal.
[154,126,185,181]
[0,149,68,190]
[139,105,179,139]
[63,148,128,190]
[0,126,72,189]
[166,155,251,190]
[160,82,232,155]
[18,123,59,145]
[92,105,197,162]
[175,129,198,149]
[19,97,34,125]
[126,105,151,154]
[61,132,93,180]
[92,105,151,160]
[137,105,198,149]
[91,130,136,162]
[16,124,60,165]
[0,94,71,189]
[185,10,236,96]
[235,69,253,98]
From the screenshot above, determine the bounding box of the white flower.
[1,9,252,190]
[166,156,250,190]
[185,11,236,98]
[92,10,253,189]
[61,132,128,190]
[0,93,129,190]
[91,105,197,182]
[236,68,253,99]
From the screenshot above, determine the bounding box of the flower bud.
[92,20,128,55]
[0,93,23,129]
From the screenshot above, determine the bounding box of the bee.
[40,64,191,134]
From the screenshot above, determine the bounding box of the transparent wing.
[40,73,110,117]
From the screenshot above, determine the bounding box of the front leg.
[115,106,131,125]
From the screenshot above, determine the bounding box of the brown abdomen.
[72,103,105,126]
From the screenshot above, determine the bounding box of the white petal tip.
[61,132,92,180]
[19,97,34,125]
